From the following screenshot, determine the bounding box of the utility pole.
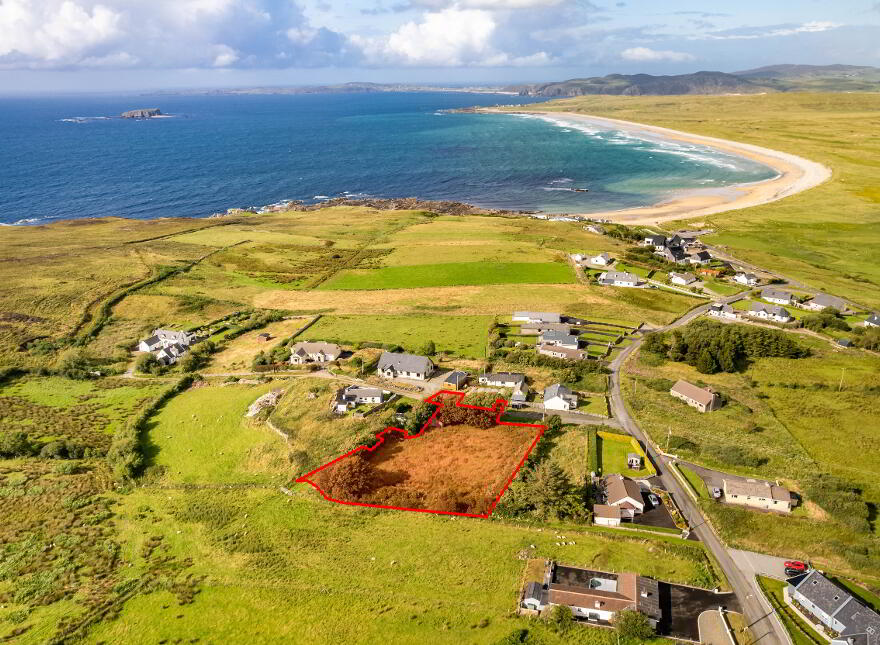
[665,428,671,454]
[839,367,846,392]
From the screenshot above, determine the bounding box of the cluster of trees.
[436,391,501,428]
[0,432,94,459]
[496,460,589,522]
[643,319,808,374]
[56,348,104,380]
[497,349,610,383]
[801,308,850,333]
[851,325,880,351]
[251,344,292,369]
[604,224,647,242]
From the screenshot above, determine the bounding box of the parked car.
[712,487,722,499]
[647,494,660,507]
[785,568,803,577]
[784,560,807,572]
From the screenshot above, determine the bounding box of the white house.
[479,372,525,388]
[670,380,722,413]
[333,385,384,413]
[512,311,561,324]
[723,479,792,513]
[749,302,793,323]
[643,234,667,250]
[787,570,880,645]
[377,351,434,380]
[688,251,712,265]
[707,303,738,320]
[539,330,579,350]
[138,328,196,365]
[570,253,586,263]
[733,272,759,287]
[598,271,642,288]
[543,384,577,411]
[865,313,880,328]
[590,252,612,266]
[592,504,622,527]
[537,344,586,361]
[802,293,847,312]
[761,288,794,305]
[289,341,341,364]
[669,271,697,286]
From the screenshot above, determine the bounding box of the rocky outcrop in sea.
[121,108,162,119]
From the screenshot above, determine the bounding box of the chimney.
[641,591,649,598]
[594,601,602,608]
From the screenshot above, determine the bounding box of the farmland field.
[318,261,576,290]
[303,313,492,358]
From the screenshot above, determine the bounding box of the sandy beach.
[488,109,832,226]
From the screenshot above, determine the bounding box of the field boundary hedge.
[106,374,196,481]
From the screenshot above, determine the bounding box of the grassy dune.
[522,93,880,309]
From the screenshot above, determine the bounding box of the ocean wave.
[58,116,112,123]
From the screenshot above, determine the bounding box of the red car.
[784,560,807,571]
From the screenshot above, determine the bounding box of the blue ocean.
[0,92,776,225]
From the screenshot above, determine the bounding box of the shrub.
[716,445,762,468]
[613,609,654,641]
[803,473,870,533]
[324,454,375,498]
[135,353,162,375]
[548,605,574,634]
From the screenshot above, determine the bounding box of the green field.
[303,313,491,358]
[624,337,880,576]
[319,261,575,290]
[596,432,656,477]
[521,93,880,310]
[61,381,715,645]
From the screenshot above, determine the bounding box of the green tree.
[0,431,35,457]
[695,348,718,374]
[135,353,161,375]
[58,348,98,380]
[420,340,436,356]
[546,415,563,433]
[548,605,574,634]
[642,332,669,355]
[613,609,654,641]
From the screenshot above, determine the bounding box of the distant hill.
[509,71,770,97]
[733,64,880,92]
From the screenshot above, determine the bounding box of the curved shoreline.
[489,109,832,226]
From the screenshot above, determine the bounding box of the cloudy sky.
[1,0,877,92]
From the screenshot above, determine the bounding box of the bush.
[135,353,162,375]
[548,605,574,634]
[803,473,870,533]
[0,431,36,457]
[613,609,655,641]
[323,454,375,498]
[716,445,762,468]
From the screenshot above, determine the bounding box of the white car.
[712,487,722,499]
[647,494,660,507]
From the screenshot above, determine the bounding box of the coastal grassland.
[256,282,697,326]
[0,375,165,453]
[319,261,575,290]
[622,336,880,575]
[303,313,491,358]
[77,379,713,645]
[519,93,880,309]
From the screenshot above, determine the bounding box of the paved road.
[729,549,791,580]
[607,295,790,645]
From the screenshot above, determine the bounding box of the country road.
[607,294,791,645]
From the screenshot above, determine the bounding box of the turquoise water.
[0,92,776,225]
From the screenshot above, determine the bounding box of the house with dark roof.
[669,380,722,413]
[657,245,688,264]
[598,271,642,287]
[443,370,470,390]
[543,384,577,411]
[788,570,880,645]
[643,234,667,250]
[865,313,880,328]
[521,562,662,628]
[748,302,793,323]
[761,288,794,305]
[138,328,197,364]
[332,385,384,413]
[688,250,712,265]
[803,293,847,312]
[707,303,738,320]
[539,330,579,350]
[590,252,612,266]
[377,351,434,380]
[479,372,528,406]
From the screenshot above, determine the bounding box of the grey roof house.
[761,288,794,305]
[377,351,434,380]
[539,330,580,350]
[749,302,793,323]
[788,570,880,645]
[512,311,561,324]
[804,293,847,312]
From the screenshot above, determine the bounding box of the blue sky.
[1,0,878,92]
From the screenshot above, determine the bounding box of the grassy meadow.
[622,336,880,576]
[521,92,880,310]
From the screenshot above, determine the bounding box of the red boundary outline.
[295,389,546,518]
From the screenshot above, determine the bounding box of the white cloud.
[695,21,842,41]
[404,0,566,8]
[354,6,552,66]
[620,46,694,62]
[0,0,350,70]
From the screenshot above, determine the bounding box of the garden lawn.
[318,261,575,290]
[678,464,710,499]
[597,432,655,477]
[303,313,491,358]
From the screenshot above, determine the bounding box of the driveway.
[658,583,739,642]
[729,549,792,580]
[698,610,735,645]
[633,492,679,530]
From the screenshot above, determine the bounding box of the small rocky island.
[120,108,162,119]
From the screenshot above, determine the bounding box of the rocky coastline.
[121,108,162,119]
